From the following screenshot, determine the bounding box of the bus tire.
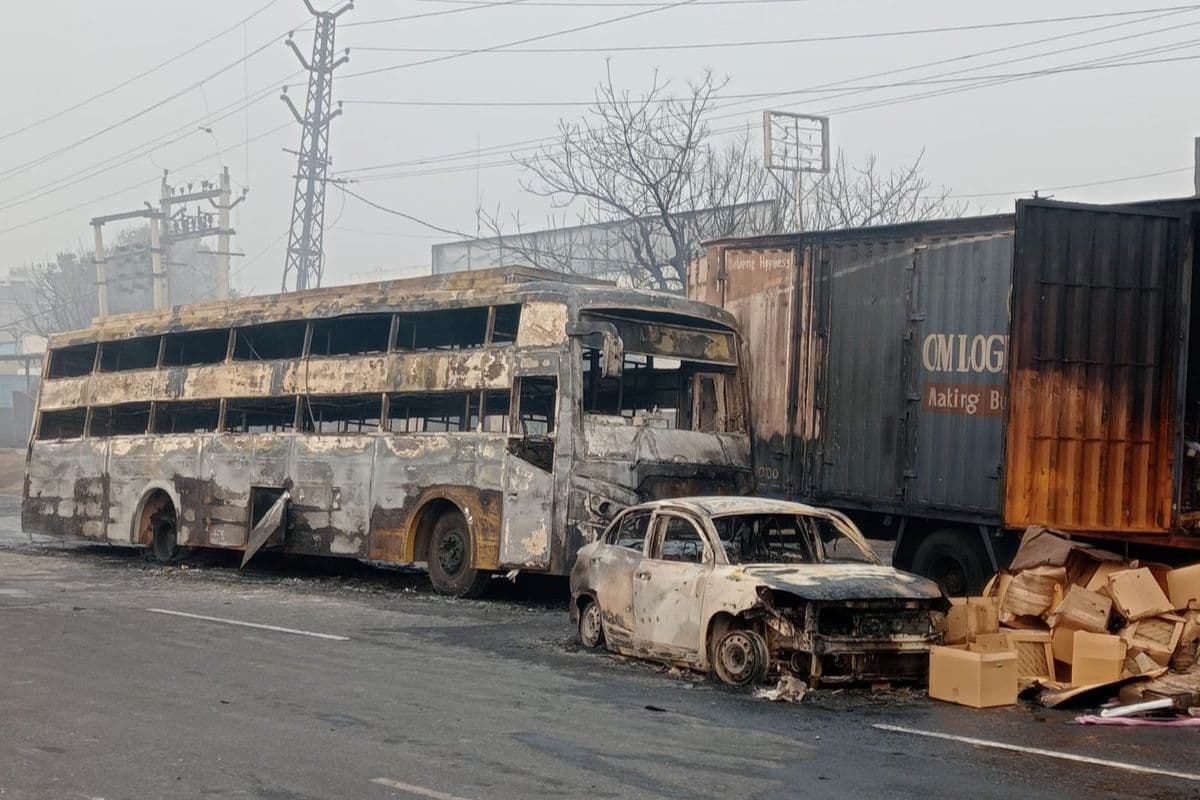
[910,528,990,596]
[151,516,180,563]
[426,508,490,598]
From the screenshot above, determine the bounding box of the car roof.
[631,496,837,518]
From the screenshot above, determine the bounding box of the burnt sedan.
[570,497,948,687]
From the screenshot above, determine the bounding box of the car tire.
[577,598,604,649]
[910,528,991,596]
[426,509,491,598]
[711,628,770,687]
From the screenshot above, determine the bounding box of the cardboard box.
[1107,568,1174,621]
[1167,563,1200,611]
[1047,584,1112,633]
[944,597,999,644]
[928,645,1018,708]
[1085,561,1124,595]
[970,633,1013,653]
[1051,625,1075,664]
[1007,630,1055,681]
[1120,614,1185,666]
[1002,566,1066,619]
[1071,631,1126,686]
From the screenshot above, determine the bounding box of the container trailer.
[689,198,1200,593]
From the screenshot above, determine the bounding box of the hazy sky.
[0,0,1196,296]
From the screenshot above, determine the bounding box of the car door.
[588,508,651,650]
[632,511,713,663]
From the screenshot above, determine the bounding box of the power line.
[336,0,533,26]
[0,83,284,212]
[0,0,285,144]
[335,6,1197,176]
[0,37,283,184]
[339,49,1200,109]
[703,5,1200,122]
[948,166,1193,199]
[0,123,291,237]
[338,0,702,80]
[337,185,473,238]
[350,5,1200,54]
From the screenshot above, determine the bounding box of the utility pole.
[91,168,245,319]
[281,0,352,292]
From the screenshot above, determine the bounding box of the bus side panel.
[367,434,504,570]
[24,439,108,541]
[198,435,256,547]
[107,435,202,545]
[288,434,374,557]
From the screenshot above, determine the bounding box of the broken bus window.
[225,397,299,433]
[98,337,160,372]
[36,408,87,440]
[46,343,98,378]
[89,403,152,436]
[302,394,383,433]
[310,314,392,357]
[232,321,307,361]
[161,329,230,366]
[153,400,221,434]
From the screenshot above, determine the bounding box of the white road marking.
[874,723,1200,782]
[371,777,473,800]
[146,608,349,641]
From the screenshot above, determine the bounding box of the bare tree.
[19,249,99,338]
[485,70,964,292]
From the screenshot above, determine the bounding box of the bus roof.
[50,265,737,347]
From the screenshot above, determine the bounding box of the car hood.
[730,563,945,603]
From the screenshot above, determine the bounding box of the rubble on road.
[929,526,1200,721]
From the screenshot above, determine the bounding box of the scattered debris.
[754,675,808,703]
[930,525,1200,716]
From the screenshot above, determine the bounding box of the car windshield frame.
[707,510,880,566]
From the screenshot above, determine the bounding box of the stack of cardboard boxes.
[929,528,1200,709]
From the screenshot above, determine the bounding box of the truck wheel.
[910,528,990,596]
[711,628,769,687]
[577,598,604,649]
[426,508,491,598]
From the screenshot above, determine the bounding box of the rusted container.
[690,215,1015,525]
[1005,200,1193,536]
[691,199,1200,589]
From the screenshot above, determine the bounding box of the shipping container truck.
[689,198,1200,594]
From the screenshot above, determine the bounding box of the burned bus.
[23,267,752,595]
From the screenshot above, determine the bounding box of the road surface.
[0,496,1196,799]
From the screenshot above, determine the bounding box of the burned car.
[570,497,948,686]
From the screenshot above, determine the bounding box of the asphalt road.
[1,499,1198,799]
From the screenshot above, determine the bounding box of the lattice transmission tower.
[281,0,352,291]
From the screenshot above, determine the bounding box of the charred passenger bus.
[23,267,752,595]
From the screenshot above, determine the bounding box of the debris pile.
[929,526,1200,719]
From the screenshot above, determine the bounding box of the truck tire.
[909,528,991,596]
[426,508,491,598]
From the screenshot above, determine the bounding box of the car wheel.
[426,509,491,598]
[712,628,769,687]
[578,598,604,649]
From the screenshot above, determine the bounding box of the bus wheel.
[910,528,990,596]
[427,509,490,598]
[151,514,179,563]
